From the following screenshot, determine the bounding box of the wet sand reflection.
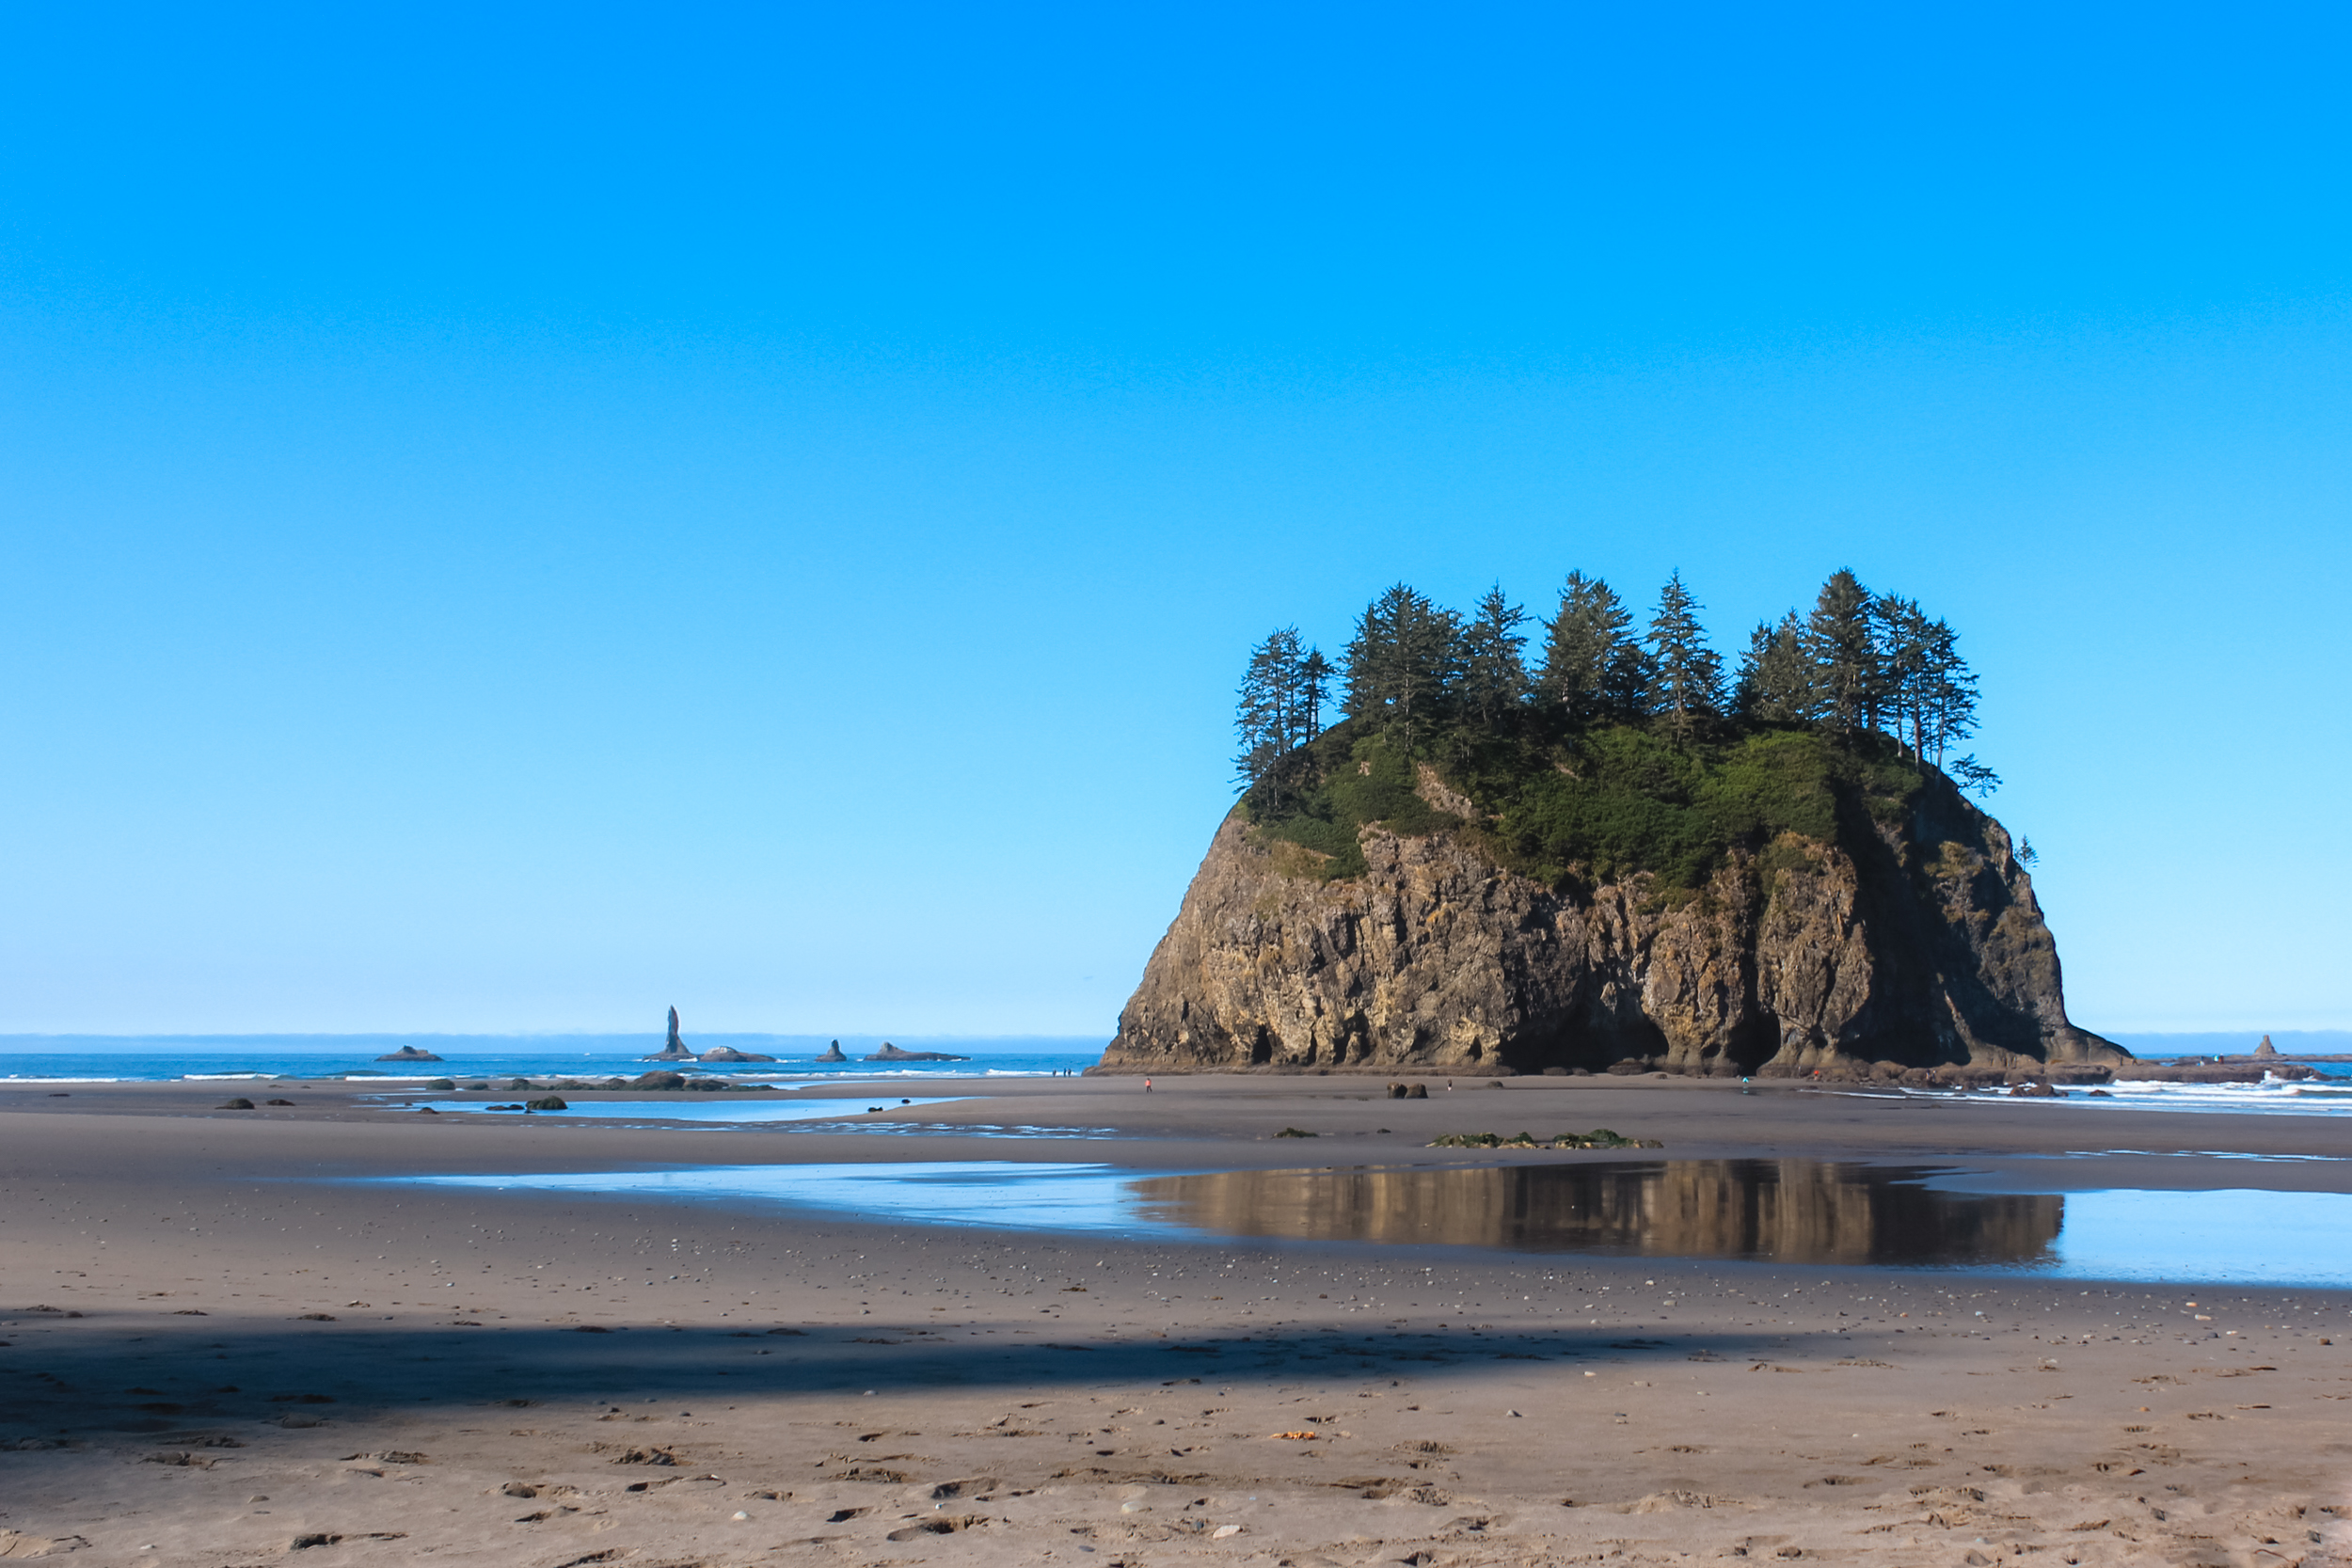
[1127,1160,2062,1266]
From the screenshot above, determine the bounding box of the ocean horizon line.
[0,1031,1112,1054]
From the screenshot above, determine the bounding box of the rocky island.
[374,1044,444,1062]
[1100,570,2131,1084]
[697,1044,777,1063]
[866,1041,969,1062]
[815,1040,848,1062]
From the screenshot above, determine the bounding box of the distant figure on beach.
[1144,1078,1152,1092]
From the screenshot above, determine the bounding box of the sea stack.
[1101,721,2130,1083]
[644,1006,695,1061]
[374,1045,443,1062]
[698,1044,777,1063]
[815,1040,848,1062]
[866,1042,971,1062]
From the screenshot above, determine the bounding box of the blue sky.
[3,2,2346,1037]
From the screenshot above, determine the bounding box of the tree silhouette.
[1538,572,1645,722]
[1233,626,1324,787]
[1733,612,1813,722]
[1343,584,1463,746]
[1645,571,1723,740]
[1804,569,1881,736]
[1458,584,1531,724]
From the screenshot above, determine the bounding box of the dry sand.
[2,1073,2349,1566]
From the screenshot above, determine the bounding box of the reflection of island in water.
[1126,1161,2061,1268]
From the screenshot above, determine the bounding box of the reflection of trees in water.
[1128,1161,2060,1266]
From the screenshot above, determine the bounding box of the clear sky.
[3,2,2346,1038]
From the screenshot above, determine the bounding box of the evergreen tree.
[1804,568,1881,736]
[1870,595,1980,768]
[1343,584,1462,745]
[1645,571,1723,740]
[1298,648,1332,737]
[1873,594,1932,756]
[1457,583,1531,724]
[1732,611,1813,722]
[1947,754,2000,797]
[1914,618,1979,768]
[1232,625,1308,789]
[1232,626,1323,787]
[1538,572,1645,722]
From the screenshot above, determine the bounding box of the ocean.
[0,1034,1104,1084]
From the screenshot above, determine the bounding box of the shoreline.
[4,1076,2347,1564]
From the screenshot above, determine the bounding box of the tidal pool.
[405,1158,2352,1286]
[390,1096,962,1124]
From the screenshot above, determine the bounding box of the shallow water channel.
[406,1158,2352,1286]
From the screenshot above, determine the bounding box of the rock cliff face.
[1102,769,2122,1079]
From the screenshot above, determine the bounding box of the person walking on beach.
[1144,1078,1152,1092]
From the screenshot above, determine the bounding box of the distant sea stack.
[866,1042,970,1062]
[644,1006,695,1061]
[697,1045,776,1063]
[375,1045,443,1063]
[815,1040,848,1062]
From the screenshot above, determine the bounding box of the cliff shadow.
[2,1316,1814,1444]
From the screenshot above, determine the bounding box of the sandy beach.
[3,1074,2349,1567]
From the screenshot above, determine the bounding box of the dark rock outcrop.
[865,1042,970,1062]
[697,1046,776,1063]
[1101,768,2126,1081]
[816,1040,848,1062]
[644,1006,694,1061]
[629,1070,687,1090]
[375,1046,443,1062]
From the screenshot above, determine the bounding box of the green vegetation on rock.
[1248,717,1926,889]
[1236,564,1989,889]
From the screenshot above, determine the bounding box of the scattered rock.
[264,1099,295,1106]
[928,1477,1000,1499]
[885,1515,989,1540]
[524,1097,568,1112]
[866,1042,970,1061]
[215,1099,255,1111]
[502,1481,537,1497]
[0,1532,91,1557]
[630,1072,687,1091]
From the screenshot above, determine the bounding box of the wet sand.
[3,1074,2350,1566]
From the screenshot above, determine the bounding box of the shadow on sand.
[8,1314,1803,1440]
